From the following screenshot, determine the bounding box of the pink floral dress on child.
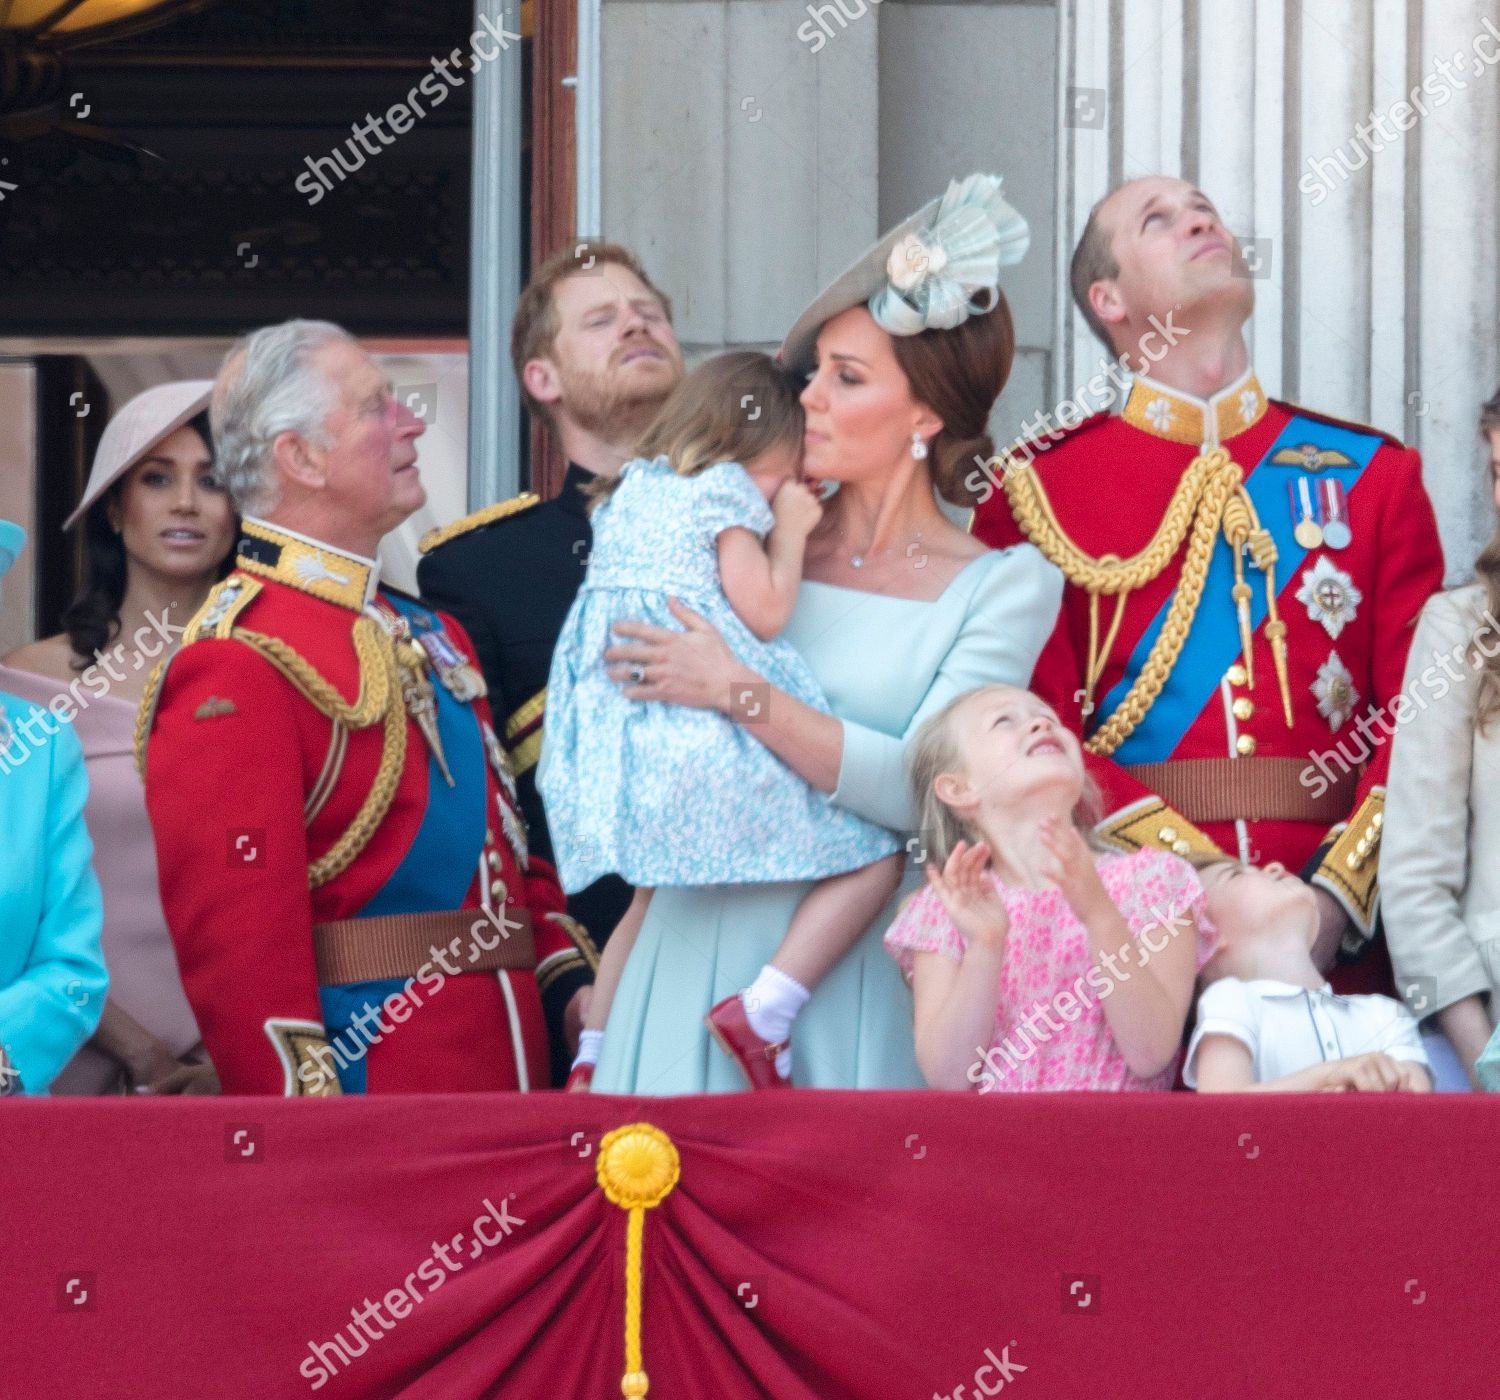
[884,848,1213,1091]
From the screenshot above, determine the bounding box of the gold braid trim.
[234,617,393,729]
[1004,448,1251,757]
[1000,448,1212,590]
[134,602,410,886]
[306,645,406,888]
[132,655,172,778]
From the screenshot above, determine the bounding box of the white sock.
[742,965,810,1046]
[573,1028,604,1069]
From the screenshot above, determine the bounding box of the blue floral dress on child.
[539,455,900,892]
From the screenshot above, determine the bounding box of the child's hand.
[925,840,1009,951]
[771,479,823,538]
[1318,1051,1407,1093]
[1393,1059,1433,1093]
[1038,816,1110,922]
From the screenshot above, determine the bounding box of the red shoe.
[565,1062,594,1093]
[706,995,791,1089]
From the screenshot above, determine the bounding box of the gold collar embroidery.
[237,517,380,612]
[1121,368,1268,448]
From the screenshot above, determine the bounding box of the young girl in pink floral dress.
[884,683,1215,1091]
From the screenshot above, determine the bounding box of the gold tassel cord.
[597,1123,682,1399]
[1003,448,1295,757]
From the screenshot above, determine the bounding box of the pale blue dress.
[594,540,1065,1093]
[539,455,900,893]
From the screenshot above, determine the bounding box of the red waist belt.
[1124,757,1358,826]
[311,909,535,986]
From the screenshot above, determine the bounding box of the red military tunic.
[973,369,1444,965]
[140,517,585,1094]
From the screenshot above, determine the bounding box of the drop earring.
[911,432,929,461]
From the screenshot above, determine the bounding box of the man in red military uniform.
[973,176,1443,984]
[140,319,583,1093]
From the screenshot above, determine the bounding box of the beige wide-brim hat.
[62,380,216,531]
[779,172,1030,377]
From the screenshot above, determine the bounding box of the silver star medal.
[1297,558,1362,640]
[1312,650,1360,731]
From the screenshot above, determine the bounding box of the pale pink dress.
[0,664,206,1094]
[884,847,1212,1092]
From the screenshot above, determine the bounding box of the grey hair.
[211,319,351,516]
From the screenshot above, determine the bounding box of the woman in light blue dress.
[0,520,108,1095]
[542,351,905,1088]
[595,174,1064,1091]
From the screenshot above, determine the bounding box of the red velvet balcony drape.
[4,1090,1493,1398]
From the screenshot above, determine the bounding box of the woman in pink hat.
[1,381,236,1094]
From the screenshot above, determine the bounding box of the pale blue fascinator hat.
[779,173,1030,376]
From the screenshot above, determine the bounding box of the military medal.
[372,603,456,787]
[417,629,488,703]
[1290,476,1324,550]
[1320,479,1352,550]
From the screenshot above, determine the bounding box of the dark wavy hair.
[61,411,234,668]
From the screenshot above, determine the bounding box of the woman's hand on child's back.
[925,840,1008,951]
[771,479,824,539]
[1038,816,1111,922]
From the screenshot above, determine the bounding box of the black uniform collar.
[557,462,597,521]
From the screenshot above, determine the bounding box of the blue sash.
[319,595,489,1091]
[1099,416,1382,766]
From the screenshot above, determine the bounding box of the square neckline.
[797,548,996,605]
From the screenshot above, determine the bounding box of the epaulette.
[181,573,264,644]
[418,494,542,554]
[135,574,265,775]
[1272,399,1407,453]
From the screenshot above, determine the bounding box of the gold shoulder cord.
[1003,447,1293,756]
[134,604,409,888]
[234,619,407,888]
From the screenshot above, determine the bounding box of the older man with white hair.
[139,319,581,1095]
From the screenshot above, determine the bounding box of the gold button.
[1346,853,1359,869]
[489,878,507,900]
[1227,664,1248,686]
[1233,698,1254,721]
[487,850,501,870]
[1236,734,1257,756]
[1172,839,1191,856]
[1158,825,1179,844]
[1372,812,1383,828]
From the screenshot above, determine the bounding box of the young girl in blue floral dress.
[539,352,902,1088]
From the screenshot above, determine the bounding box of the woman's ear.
[911,404,945,444]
